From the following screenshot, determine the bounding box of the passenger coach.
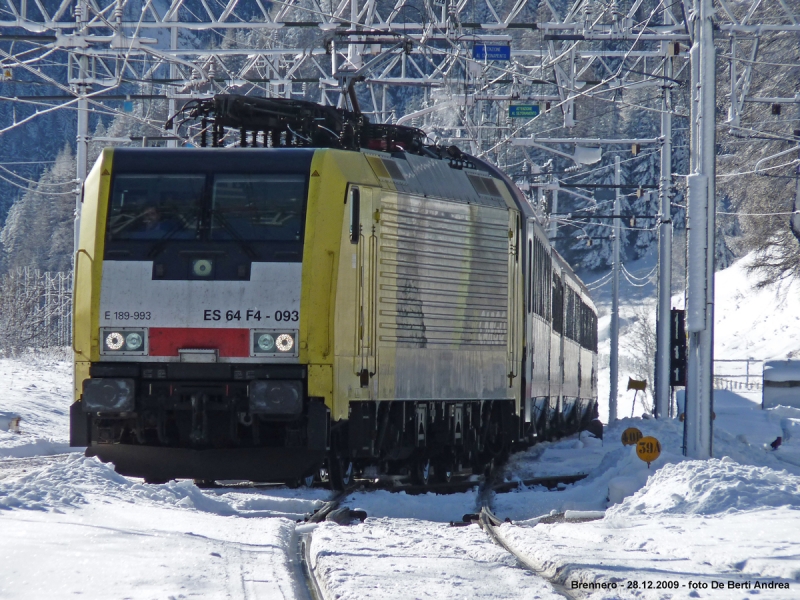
[71,96,598,486]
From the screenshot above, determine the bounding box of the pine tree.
[0,145,76,273]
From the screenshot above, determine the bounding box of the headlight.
[257,333,275,352]
[252,330,297,356]
[192,258,213,277]
[249,380,302,415]
[125,332,143,350]
[101,329,147,354]
[276,333,294,353]
[106,332,124,350]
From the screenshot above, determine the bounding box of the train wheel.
[414,458,431,486]
[331,456,354,491]
[437,459,453,484]
[318,467,330,484]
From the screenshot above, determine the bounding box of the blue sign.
[508,104,541,118]
[472,44,511,61]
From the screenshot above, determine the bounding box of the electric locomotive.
[70,95,598,486]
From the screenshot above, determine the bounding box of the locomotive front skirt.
[71,146,598,485]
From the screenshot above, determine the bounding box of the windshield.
[210,174,306,241]
[108,175,204,241]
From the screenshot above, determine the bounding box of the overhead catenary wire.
[621,267,657,287]
[717,158,800,178]
[4,0,686,155]
[622,263,658,282]
[0,172,75,195]
[586,270,614,290]
[0,0,790,202]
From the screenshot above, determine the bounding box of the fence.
[713,359,764,392]
[0,268,72,353]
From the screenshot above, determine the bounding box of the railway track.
[469,472,598,600]
[293,471,588,600]
[3,451,588,599]
[296,488,356,600]
[476,504,577,600]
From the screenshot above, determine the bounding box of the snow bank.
[495,417,687,520]
[0,454,238,513]
[495,391,800,522]
[0,453,328,520]
[608,457,800,517]
[0,435,72,458]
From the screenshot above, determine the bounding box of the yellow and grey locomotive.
[70,96,598,486]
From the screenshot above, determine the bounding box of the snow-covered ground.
[0,352,73,458]
[309,518,564,599]
[1,253,799,598]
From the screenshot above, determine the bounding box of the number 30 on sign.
[636,436,661,466]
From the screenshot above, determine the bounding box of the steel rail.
[296,487,352,600]
[299,532,328,600]
[478,503,578,600]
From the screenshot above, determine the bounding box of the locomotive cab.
[72,148,328,483]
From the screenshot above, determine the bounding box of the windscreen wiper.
[146,216,199,259]
[210,210,258,259]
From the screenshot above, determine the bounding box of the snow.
[495,402,800,522]
[497,509,800,598]
[608,458,800,516]
[309,518,564,599]
[713,255,800,363]
[763,360,800,383]
[0,353,75,458]
[341,488,480,523]
[1,501,306,600]
[495,458,800,598]
[763,360,800,408]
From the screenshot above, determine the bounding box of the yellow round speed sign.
[621,427,643,446]
[636,436,662,465]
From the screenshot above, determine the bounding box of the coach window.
[544,252,552,321]
[528,239,533,314]
[552,274,564,334]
